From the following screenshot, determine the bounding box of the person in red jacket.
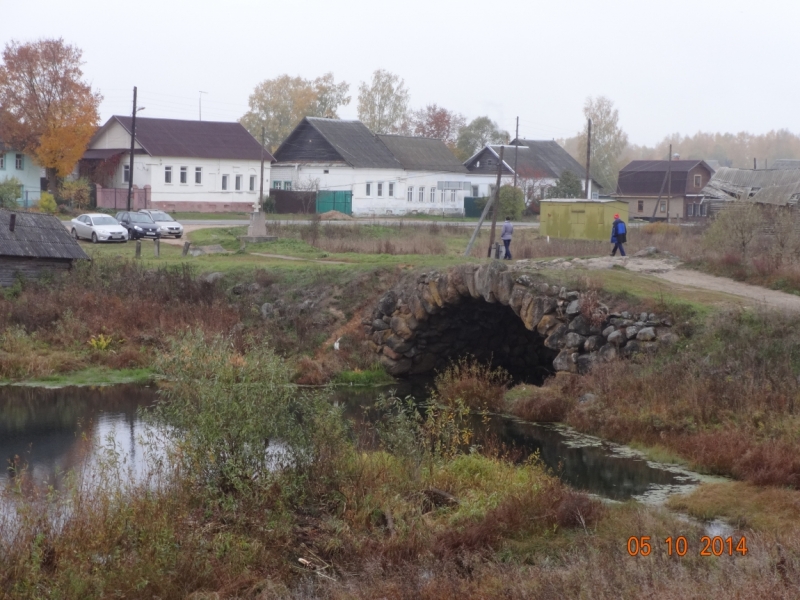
[610,214,627,257]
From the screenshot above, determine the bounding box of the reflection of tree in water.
[0,385,157,489]
[333,383,685,501]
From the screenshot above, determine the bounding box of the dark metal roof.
[0,210,90,260]
[89,116,274,161]
[616,160,713,195]
[302,118,401,168]
[82,148,137,160]
[772,159,800,170]
[376,135,467,173]
[465,139,601,188]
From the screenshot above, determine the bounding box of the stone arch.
[366,262,676,381]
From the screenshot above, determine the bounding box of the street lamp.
[126,85,146,211]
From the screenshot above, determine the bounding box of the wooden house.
[0,210,89,286]
[614,160,714,221]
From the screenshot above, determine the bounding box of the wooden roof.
[0,210,90,260]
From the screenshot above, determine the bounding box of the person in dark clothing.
[610,213,627,256]
[500,217,514,260]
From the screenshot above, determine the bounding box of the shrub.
[641,222,679,236]
[37,192,57,214]
[58,178,91,209]
[0,177,21,208]
[433,356,510,413]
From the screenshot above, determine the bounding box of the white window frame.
[235,174,242,191]
[366,182,372,196]
[180,166,187,184]
[195,167,202,184]
[123,164,130,183]
[164,166,172,184]
[694,174,702,188]
[388,182,394,197]
[450,190,457,203]
[283,181,292,190]
[221,175,229,191]
[440,189,445,203]
[660,201,666,213]
[273,180,281,189]
[249,175,256,191]
[431,187,436,202]
[377,182,383,197]
[15,154,23,170]
[471,185,478,196]
[407,186,413,202]
[419,186,425,202]
[700,203,708,216]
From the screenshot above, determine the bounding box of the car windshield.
[129,213,155,223]
[92,217,117,225]
[147,211,174,222]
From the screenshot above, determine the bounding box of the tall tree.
[547,170,583,198]
[409,104,466,146]
[455,117,509,161]
[577,96,628,193]
[240,73,350,151]
[0,38,102,194]
[356,70,410,134]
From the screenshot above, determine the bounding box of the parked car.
[70,213,128,243]
[138,209,184,238]
[114,211,161,240]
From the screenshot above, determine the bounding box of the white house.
[81,116,273,212]
[0,142,42,208]
[464,140,602,200]
[271,117,471,216]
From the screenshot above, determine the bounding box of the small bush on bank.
[433,356,510,413]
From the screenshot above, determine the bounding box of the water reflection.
[0,384,158,490]
[1,382,702,503]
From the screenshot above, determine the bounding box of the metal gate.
[316,191,352,215]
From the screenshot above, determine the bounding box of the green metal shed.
[539,199,629,241]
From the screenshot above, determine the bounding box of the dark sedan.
[115,211,161,240]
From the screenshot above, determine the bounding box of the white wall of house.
[108,154,269,211]
[271,163,469,216]
[468,174,597,200]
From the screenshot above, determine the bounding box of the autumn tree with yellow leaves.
[0,38,102,194]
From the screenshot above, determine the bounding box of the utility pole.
[513,117,519,188]
[463,146,505,258]
[666,144,672,223]
[487,146,505,258]
[584,118,592,199]
[754,158,757,170]
[199,91,207,121]
[126,86,138,212]
[259,126,266,209]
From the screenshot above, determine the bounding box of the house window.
[388,182,394,197]
[637,200,643,212]
[431,187,436,202]
[419,187,425,202]
[235,175,242,191]
[476,160,481,168]
[407,186,413,202]
[660,201,666,213]
[273,180,281,189]
[700,203,708,216]
[195,167,202,184]
[694,174,702,187]
[440,189,445,203]
[164,166,172,184]
[15,154,23,170]
[283,181,292,190]
[249,175,256,191]
[123,164,130,183]
[222,175,229,190]
[471,185,478,196]
[377,182,383,197]
[323,169,329,174]
[180,166,187,184]
[0,154,5,169]
[687,203,694,217]
[451,190,457,202]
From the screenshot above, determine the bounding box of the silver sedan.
[70,213,129,243]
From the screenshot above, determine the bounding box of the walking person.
[610,213,627,257]
[501,217,514,260]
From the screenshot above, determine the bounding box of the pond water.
[0,382,704,503]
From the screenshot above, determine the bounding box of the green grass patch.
[6,367,153,388]
[333,368,395,386]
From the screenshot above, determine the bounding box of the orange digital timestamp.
[627,536,748,557]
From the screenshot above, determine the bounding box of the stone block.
[598,344,618,362]
[553,349,578,373]
[372,319,389,331]
[544,323,569,350]
[584,335,605,352]
[380,354,412,376]
[566,299,581,316]
[568,315,591,336]
[607,330,626,346]
[537,313,561,336]
[382,346,403,361]
[576,353,597,374]
[625,326,639,340]
[390,316,415,340]
[636,327,656,341]
[564,332,587,350]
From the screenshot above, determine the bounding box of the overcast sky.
[3,0,799,146]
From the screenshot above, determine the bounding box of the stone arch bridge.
[365,263,677,381]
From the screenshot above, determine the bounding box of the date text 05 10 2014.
[627,536,748,557]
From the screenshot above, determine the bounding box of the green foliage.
[455,116,509,161]
[38,191,57,214]
[152,331,345,495]
[0,177,21,208]
[547,170,584,198]
[58,177,91,209]
[497,185,525,220]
